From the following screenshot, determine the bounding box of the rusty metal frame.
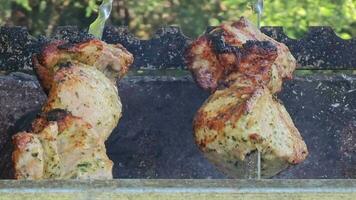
[1,26,355,73]
[0,179,355,200]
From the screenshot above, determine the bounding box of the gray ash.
[52,26,94,45]
[0,27,35,72]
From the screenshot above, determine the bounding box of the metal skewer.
[89,0,113,39]
[254,0,263,180]
[249,0,289,180]
[255,0,263,30]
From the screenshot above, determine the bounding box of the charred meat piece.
[186,17,297,94]
[186,17,308,178]
[13,113,113,179]
[12,39,133,179]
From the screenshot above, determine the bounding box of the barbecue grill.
[0,17,355,199]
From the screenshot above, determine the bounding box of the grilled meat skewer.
[186,17,308,178]
[12,39,133,179]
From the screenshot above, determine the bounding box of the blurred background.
[0,0,355,39]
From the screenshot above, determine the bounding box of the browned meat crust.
[186,17,308,178]
[12,39,133,179]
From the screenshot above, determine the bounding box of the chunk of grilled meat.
[186,17,308,178]
[34,39,132,92]
[13,111,113,179]
[12,39,133,179]
[187,18,296,94]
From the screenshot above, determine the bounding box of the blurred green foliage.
[0,0,355,39]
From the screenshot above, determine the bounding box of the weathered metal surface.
[1,72,355,179]
[261,26,356,69]
[0,73,45,179]
[0,27,36,72]
[0,26,355,71]
[0,179,355,200]
[103,26,191,69]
